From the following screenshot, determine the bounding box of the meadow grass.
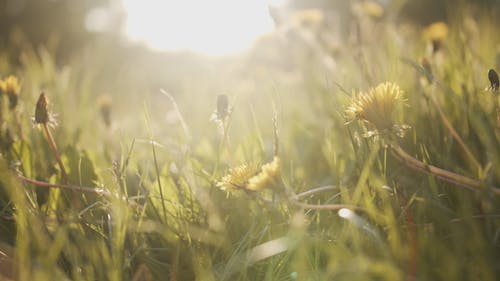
[1,3,500,281]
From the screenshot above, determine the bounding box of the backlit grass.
[1,3,500,281]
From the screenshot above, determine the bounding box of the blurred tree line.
[0,0,499,63]
[0,0,121,61]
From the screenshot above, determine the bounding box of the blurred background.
[1,0,500,145]
[2,0,499,57]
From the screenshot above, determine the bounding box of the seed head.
[0,75,21,109]
[345,82,406,131]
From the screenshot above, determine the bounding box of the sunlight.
[122,0,278,56]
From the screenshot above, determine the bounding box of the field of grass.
[1,2,500,281]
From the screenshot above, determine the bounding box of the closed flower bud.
[35,92,49,124]
[33,92,57,127]
[488,69,499,93]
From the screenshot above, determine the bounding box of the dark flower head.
[488,69,499,93]
[33,92,57,127]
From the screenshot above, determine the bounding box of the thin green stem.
[151,139,167,222]
[212,114,232,178]
[143,103,168,221]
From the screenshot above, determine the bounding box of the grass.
[1,3,500,281]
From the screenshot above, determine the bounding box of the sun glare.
[122,0,278,56]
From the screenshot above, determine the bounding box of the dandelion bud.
[488,69,499,93]
[34,92,49,124]
[216,94,228,120]
[0,75,21,109]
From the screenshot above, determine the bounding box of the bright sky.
[122,0,285,56]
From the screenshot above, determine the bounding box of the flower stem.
[17,174,106,195]
[428,86,481,171]
[17,174,140,207]
[388,144,500,195]
[43,123,68,182]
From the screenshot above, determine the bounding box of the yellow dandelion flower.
[345,82,406,131]
[423,22,448,53]
[0,75,21,109]
[247,157,281,191]
[219,157,282,192]
[217,163,261,192]
[423,22,449,42]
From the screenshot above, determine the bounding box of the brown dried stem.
[17,174,140,208]
[42,123,68,182]
[388,144,500,195]
[428,87,481,171]
[17,174,107,195]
